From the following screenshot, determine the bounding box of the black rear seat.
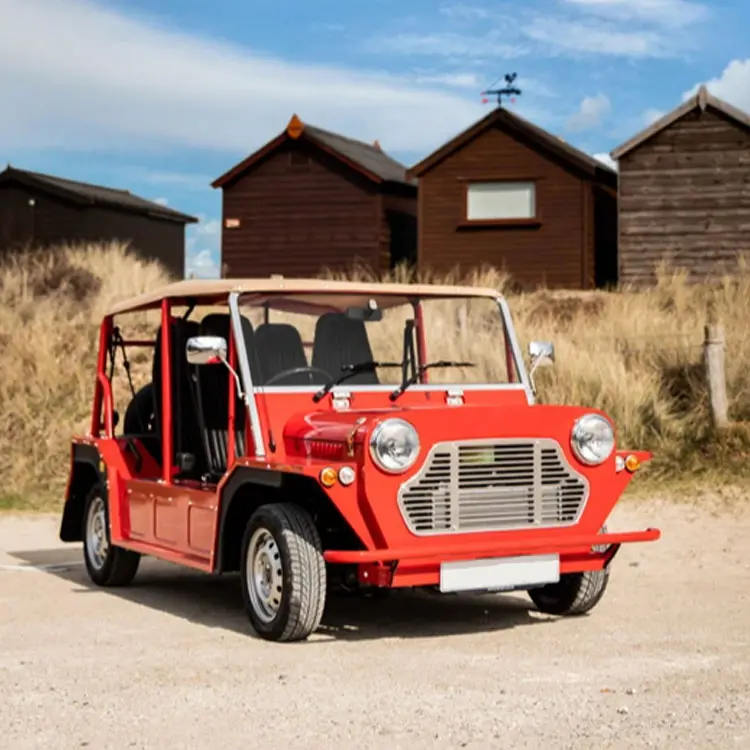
[253,322,324,385]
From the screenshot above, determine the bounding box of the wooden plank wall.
[618,108,750,286]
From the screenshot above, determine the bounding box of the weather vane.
[481,72,521,107]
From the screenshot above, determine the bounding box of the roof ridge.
[21,167,133,195]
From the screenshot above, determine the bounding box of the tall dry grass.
[2,242,750,509]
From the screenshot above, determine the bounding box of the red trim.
[160,300,173,483]
[323,528,661,564]
[91,318,111,436]
[414,301,429,384]
[96,373,115,438]
[227,323,237,466]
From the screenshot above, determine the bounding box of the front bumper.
[323,527,660,564]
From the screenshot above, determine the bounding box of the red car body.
[59,278,660,641]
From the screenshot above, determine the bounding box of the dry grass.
[2,243,750,511]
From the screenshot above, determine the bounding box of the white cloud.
[593,152,618,170]
[414,72,481,89]
[439,3,491,21]
[0,0,491,156]
[562,0,709,27]
[566,94,611,131]
[153,197,169,206]
[196,219,221,239]
[641,107,666,125]
[684,59,750,112]
[186,249,220,280]
[372,31,526,60]
[526,18,669,57]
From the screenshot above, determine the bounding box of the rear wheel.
[528,568,610,616]
[82,485,141,587]
[240,503,327,642]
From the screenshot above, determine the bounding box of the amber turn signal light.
[625,454,641,473]
[320,467,338,487]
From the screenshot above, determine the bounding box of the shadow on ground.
[7,546,557,643]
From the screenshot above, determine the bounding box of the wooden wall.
[416,124,591,289]
[617,108,750,286]
[0,183,186,277]
[220,141,385,278]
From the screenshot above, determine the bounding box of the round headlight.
[369,418,420,473]
[571,414,615,466]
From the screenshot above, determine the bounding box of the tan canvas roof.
[107,277,504,316]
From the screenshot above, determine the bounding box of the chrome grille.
[397,439,588,535]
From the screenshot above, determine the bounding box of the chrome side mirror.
[528,340,555,367]
[527,340,555,395]
[186,335,228,366]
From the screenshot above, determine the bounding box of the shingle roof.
[611,85,750,160]
[407,106,617,187]
[302,124,415,184]
[211,114,415,189]
[0,167,198,223]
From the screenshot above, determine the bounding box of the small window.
[466,181,536,221]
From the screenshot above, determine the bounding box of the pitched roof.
[211,114,415,189]
[0,166,198,223]
[611,85,750,160]
[407,105,617,186]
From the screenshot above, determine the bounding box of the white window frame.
[466,181,536,221]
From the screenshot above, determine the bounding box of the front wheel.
[240,503,327,642]
[528,567,610,616]
[82,485,141,586]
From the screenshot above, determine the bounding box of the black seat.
[253,322,323,385]
[193,313,255,477]
[151,317,204,477]
[311,312,380,384]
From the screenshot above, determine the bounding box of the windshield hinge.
[331,389,351,410]
[445,388,464,406]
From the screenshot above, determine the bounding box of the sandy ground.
[1,497,749,750]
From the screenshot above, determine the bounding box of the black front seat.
[311,312,379,384]
[193,313,256,477]
[253,322,324,385]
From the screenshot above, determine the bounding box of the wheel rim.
[85,495,109,570]
[246,527,284,624]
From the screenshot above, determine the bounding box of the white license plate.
[439,553,560,593]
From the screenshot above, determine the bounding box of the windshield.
[236,292,524,391]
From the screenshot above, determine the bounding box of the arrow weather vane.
[481,72,522,107]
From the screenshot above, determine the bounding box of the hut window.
[466,181,536,221]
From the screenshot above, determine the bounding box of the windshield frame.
[227,290,533,456]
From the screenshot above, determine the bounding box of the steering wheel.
[263,366,333,386]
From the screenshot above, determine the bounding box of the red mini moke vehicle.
[59,278,660,641]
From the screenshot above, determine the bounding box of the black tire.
[123,383,155,435]
[240,503,326,642]
[528,568,610,616]
[82,484,141,587]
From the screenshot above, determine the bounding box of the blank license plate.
[439,553,560,593]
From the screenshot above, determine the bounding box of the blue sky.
[2,0,749,278]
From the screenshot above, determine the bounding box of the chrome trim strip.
[496,295,534,404]
[229,291,266,459]
[397,438,590,537]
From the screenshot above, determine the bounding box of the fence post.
[703,320,729,430]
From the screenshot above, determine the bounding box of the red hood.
[282,403,618,462]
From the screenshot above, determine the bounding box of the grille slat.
[398,439,588,535]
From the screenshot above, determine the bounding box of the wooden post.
[703,321,729,430]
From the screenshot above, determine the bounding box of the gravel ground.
[1,496,749,749]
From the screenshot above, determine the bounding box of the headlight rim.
[369,417,420,474]
[570,413,615,466]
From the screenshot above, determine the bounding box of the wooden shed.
[610,85,750,286]
[0,167,198,278]
[407,106,619,290]
[211,115,417,278]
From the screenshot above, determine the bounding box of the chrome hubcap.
[85,496,109,570]
[246,527,283,623]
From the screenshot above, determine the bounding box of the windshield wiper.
[389,360,475,402]
[312,360,402,403]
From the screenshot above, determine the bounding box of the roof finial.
[286,114,304,139]
[373,139,382,151]
[481,72,521,108]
